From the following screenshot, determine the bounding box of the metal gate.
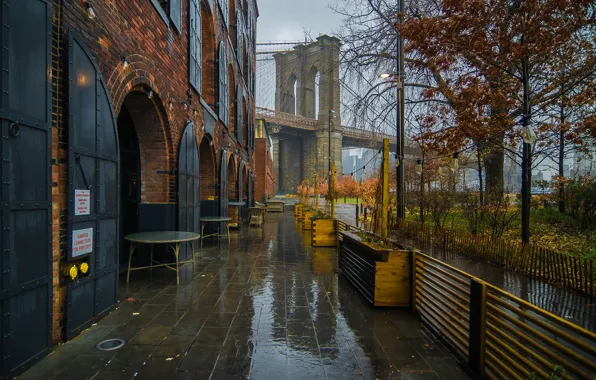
[237,161,244,222]
[178,123,200,260]
[249,169,254,206]
[0,0,53,376]
[65,32,119,340]
[219,150,228,230]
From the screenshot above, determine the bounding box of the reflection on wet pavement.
[20,211,469,380]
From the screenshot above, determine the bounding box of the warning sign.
[72,228,93,257]
[75,189,91,216]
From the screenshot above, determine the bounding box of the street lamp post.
[396,0,405,220]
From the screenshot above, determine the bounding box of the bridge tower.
[273,35,342,191]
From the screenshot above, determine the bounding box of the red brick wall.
[255,138,275,202]
[51,0,257,343]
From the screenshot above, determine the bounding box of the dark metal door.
[0,1,53,377]
[65,32,119,340]
[237,162,244,222]
[219,150,228,230]
[178,123,200,260]
[249,170,254,206]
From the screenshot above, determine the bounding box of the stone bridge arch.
[271,35,343,192]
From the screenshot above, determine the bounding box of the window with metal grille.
[218,0,229,27]
[219,42,229,126]
[236,10,243,70]
[189,0,201,93]
[150,0,181,32]
[236,86,243,142]
[247,58,253,95]
[170,0,181,32]
[247,2,252,45]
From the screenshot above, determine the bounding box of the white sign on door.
[72,227,93,257]
[74,189,91,216]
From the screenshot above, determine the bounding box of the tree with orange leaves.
[400,0,596,243]
[360,176,379,209]
[335,175,361,202]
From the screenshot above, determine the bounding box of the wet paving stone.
[20,211,469,380]
[154,334,195,357]
[128,326,171,345]
[211,355,252,378]
[105,345,157,371]
[177,346,219,372]
[193,326,230,346]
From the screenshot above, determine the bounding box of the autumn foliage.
[335,175,360,200]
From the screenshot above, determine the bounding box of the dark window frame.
[150,0,182,33]
[218,42,230,127]
[217,0,229,27]
[189,0,201,93]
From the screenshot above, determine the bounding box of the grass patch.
[404,207,596,259]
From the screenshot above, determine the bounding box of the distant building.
[570,148,596,177]
[255,120,276,201]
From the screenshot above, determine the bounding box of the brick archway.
[227,154,238,201]
[120,88,173,203]
[243,163,249,202]
[199,136,216,200]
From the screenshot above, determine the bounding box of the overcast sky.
[256,0,343,42]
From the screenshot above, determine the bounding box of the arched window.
[236,10,243,70]
[247,3,252,45]
[236,86,243,142]
[218,0,229,26]
[218,42,229,126]
[189,0,201,93]
[247,58,252,95]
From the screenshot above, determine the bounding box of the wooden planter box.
[339,231,411,307]
[312,219,336,247]
[302,211,316,230]
[294,204,303,220]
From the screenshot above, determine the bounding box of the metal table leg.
[173,243,181,285]
[201,222,205,248]
[189,240,196,272]
[126,242,137,283]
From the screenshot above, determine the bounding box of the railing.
[483,284,596,379]
[394,218,596,297]
[255,107,318,130]
[414,253,471,361]
[335,219,596,379]
[413,251,596,379]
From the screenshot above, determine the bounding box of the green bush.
[564,175,596,228]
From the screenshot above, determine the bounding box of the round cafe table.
[200,217,232,247]
[125,231,200,285]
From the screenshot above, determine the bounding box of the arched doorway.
[199,136,217,217]
[178,122,200,261]
[227,155,238,226]
[243,164,249,204]
[117,89,172,275]
[117,106,140,267]
[66,32,120,340]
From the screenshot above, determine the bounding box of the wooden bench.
[266,201,285,213]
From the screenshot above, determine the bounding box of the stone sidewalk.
[19,211,469,380]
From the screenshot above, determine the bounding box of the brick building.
[254,119,276,202]
[1,0,257,376]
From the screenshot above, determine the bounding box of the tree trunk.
[477,147,484,206]
[558,114,566,213]
[483,135,504,201]
[521,56,531,244]
[419,168,424,223]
